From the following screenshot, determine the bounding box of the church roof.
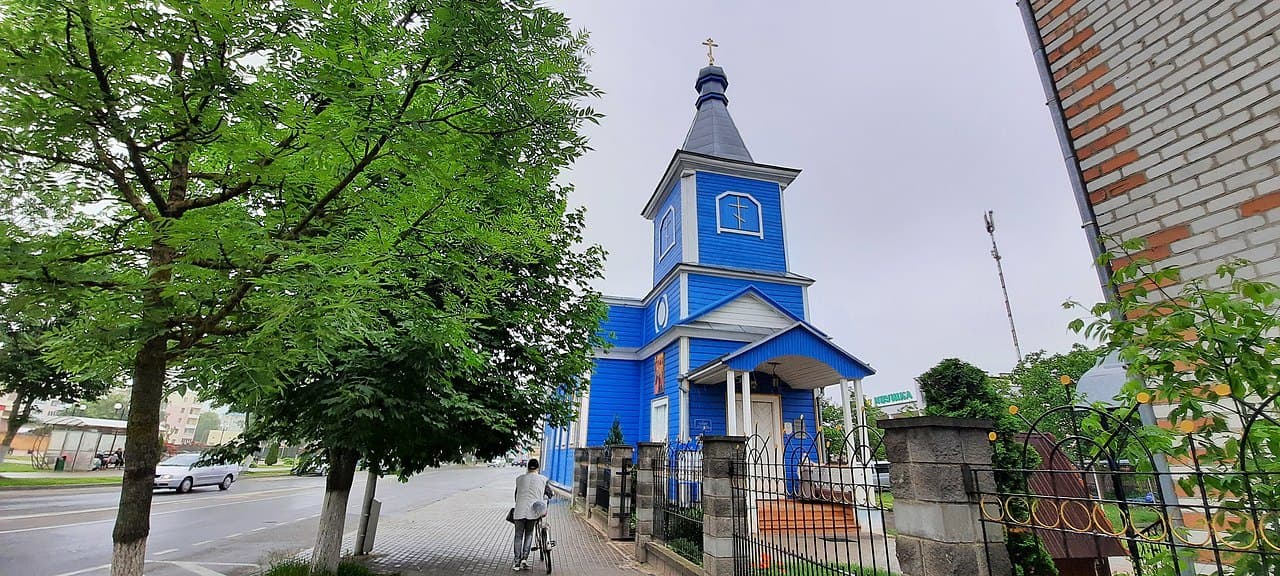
[681,65,752,162]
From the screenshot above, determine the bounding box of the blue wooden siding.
[542,424,574,488]
[587,359,641,446]
[637,341,681,443]
[689,337,747,371]
[726,325,874,379]
[688,382,727,437]
[653,181,683,283]
[695,172,786,272]
[600,303,643,348]
[642,279,682,344]
[687,274,805,320]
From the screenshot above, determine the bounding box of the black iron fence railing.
[731,427,896,576]
[657,438,704,565]
[976,397,1280,576]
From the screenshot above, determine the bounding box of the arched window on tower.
[659,206,676,257]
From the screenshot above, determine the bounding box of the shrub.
[262,560,390,576]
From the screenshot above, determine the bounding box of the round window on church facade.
[655,295,669,330]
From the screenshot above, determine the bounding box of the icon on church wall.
[715,192,762,237]
[654,352,665,395]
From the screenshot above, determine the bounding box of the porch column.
[854,377,870,463]
[740,371,752,436]
[725,370,737,435]
[839,378,854,461]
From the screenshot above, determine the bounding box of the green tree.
[818,395,886,462]
[1072,241,1280,574]
[0,2,599,574]
[82,389,131,419]
[1009,345,1099,441]
[193,411,220,445]
[0,311,108,463]
[918,359,1057,576]
[604,417,625,446]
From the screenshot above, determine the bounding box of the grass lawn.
[878,492,893,510]
[243,468,294,478]
[0,476,121,487]
[1101,503,1164,531]
[0,461,39,473]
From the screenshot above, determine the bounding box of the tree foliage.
[1071,239,1280,574]
[1009,344,1098,444]
[0,1,602,573]
[0,307,108,463]
[818,395,886,462]
[194,411,220,444]
[918,359,1057,576]
[604,417,625,446]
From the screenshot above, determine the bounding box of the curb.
[0,482,121,491]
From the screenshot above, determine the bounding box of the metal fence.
[974,396,1280,576]
[594,451,610,510]
[731,426,896,576]
[657,438,704,564]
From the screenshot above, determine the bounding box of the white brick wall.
[1032,0,1280,288]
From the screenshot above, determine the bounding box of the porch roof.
[686,322,875,389]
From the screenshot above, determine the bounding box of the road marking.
[0,492,313,535]
[170,562,227,576]
[251,527,267,532]
[153,548,179,556]
[225,532,243,538]
[49,564,110,576]
[0,485,314,521]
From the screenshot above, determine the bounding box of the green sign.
[871,390,915,407]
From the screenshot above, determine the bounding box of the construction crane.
[985,211,1023,363]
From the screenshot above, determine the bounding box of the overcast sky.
[550,1,1107,400]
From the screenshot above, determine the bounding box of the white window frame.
[654,294,670,331]
[658,206,677,258]
[650,396,670,443]
[715,192,764,238]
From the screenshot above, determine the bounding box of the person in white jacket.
[512,458,553,571]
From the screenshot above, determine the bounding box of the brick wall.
[1025,0,1280,288]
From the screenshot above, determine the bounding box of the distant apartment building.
[160,391,204,445]
[1019,1,1280,290]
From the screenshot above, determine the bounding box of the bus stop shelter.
[38,416,128,471]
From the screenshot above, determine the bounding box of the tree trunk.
[110,334,166,576]
[0,392,31,465]
[311,448,359,574]
[111,237,173,576]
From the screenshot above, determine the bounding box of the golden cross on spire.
[702,37,719,66]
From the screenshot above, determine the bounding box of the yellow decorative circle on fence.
[1136,391,1151,404]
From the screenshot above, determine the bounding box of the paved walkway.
[354,475,645,576]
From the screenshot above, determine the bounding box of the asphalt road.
[0,465,521,576]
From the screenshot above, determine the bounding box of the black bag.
[505,507,515,524]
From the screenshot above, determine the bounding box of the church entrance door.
[738,394,783,533]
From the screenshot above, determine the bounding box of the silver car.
[154,453,241,493]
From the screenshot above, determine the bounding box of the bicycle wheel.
[540,524,551,573]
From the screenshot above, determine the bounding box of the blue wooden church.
[541,61,875,488]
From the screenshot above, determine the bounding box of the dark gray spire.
[681,66,752,162]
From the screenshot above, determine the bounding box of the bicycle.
[530,497,556,573]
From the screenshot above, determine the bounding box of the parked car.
[154,453,242,493]
[873,460,890,490]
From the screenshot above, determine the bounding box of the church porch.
[685,323,879,535]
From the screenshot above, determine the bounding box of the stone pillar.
[585,446,605,518]
[574,447,589,509]
[879,416,1011,576]
[633,442,664,561]
[606,444,635,539]
[701,435,744,576]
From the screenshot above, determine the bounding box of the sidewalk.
[0,469,123,478]
[354,475,645,575]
